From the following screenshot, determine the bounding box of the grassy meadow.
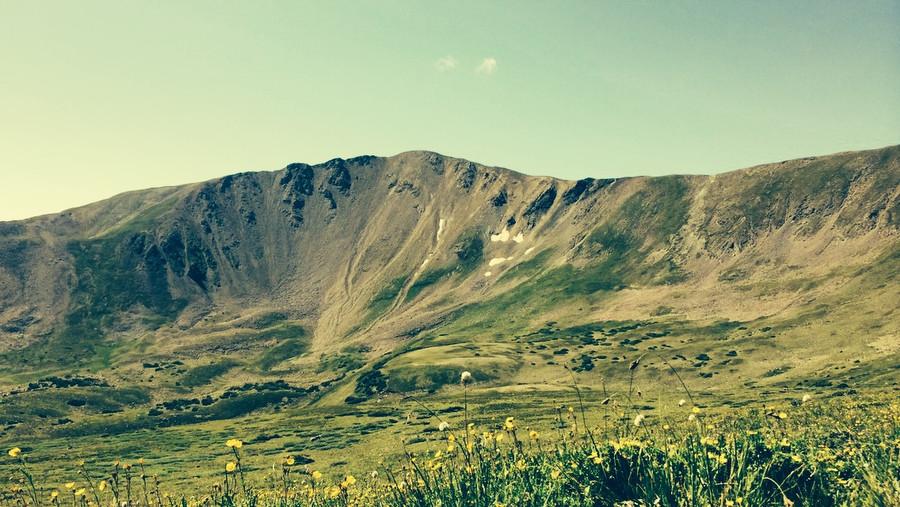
[3,372,898,506]
[2,303,899,506]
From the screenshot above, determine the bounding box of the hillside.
[0,146,898,481]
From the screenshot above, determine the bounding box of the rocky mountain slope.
[0,146,898,435]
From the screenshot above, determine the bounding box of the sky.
[1,1,898,221]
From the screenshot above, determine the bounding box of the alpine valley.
[1,146,898,485]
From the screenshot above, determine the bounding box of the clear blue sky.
[1,1,898,220]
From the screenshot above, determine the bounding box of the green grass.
[0,235,896,504]
[0,386,150,427]
[99,195,179,238]
[379,343,520,393]
[3,388,897,506]
[180,360,241,387]
[257,339,308,372]
[318,345,370,374]
[496,248,553,283]
[406,231,484,302]
[364,276,409,323]
[3,229,189,371]
[614,175,691,240]
[253,323,307,343]
[243,312,290,330]
[405,266,456,302]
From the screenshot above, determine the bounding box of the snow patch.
[491,227,525,244]
[489,256,514,267]
[490,227,510,242]
[437,218,446,240]
[484,271,492,277]
[524,247,535,255]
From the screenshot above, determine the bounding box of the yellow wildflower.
[225,439,243,449]
[529,430,539,440]
[311,470,323,480]
[340,475,356,489]
[550,468,561,480]
[707,452,727,465]
[98,481,107,492]
[225,462,237,473]
[504,417,516,430]
[8,447,21,457]
[65,482,76,490]
[284,456,295,466]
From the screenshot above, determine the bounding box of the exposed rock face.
[523,185,558,227]
[491,189,508,207]
[562,178,614,204]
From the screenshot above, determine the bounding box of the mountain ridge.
[6,145,890,226]
[0,145,897,422]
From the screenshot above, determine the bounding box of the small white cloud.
[475,57,497,75]
[434,56,458,72]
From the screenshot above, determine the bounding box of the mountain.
[0,146,898,439]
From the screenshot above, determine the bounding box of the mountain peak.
[0,146,896,405]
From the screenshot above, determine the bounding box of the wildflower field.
[4,375,898,507]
